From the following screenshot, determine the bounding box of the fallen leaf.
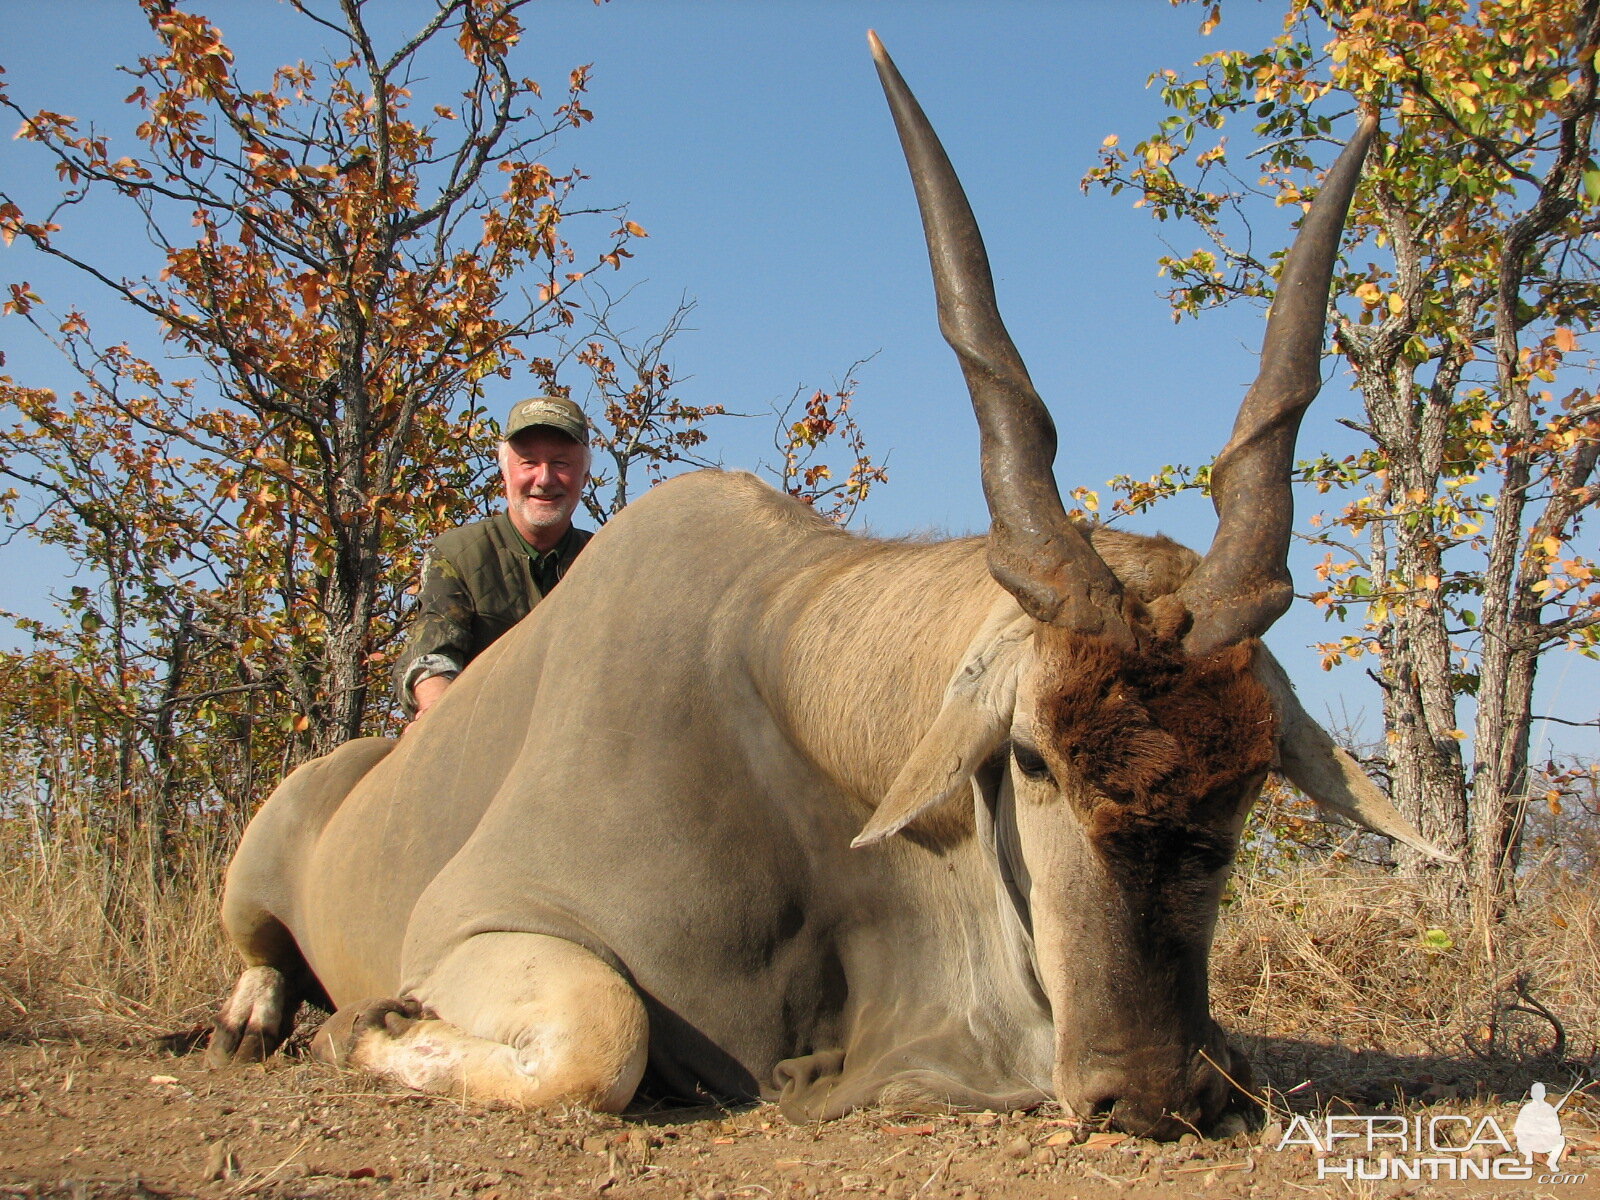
[1081,1132,1130,1150]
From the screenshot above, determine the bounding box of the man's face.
[500,427,589,546]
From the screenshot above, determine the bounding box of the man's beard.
[513,492,571,530]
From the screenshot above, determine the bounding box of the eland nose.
[1070,1077,1202,1139]
[1063,1044,1242,1139]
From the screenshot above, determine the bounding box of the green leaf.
[1420,928,1454,954]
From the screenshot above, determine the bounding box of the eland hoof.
[310,996,430,1068]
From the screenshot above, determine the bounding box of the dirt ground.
[2,1033,1597,1200]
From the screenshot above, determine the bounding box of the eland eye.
[1011,742,1053,784]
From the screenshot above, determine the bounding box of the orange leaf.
[1082,1133,1130,1150]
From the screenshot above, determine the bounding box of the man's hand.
[412,673,453,717]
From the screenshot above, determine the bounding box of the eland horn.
[872,29,1376,655]
[869,31,1134,645]
[1177,112,1377,655]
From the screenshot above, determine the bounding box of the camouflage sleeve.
[393,546,475,715]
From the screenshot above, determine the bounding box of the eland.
[208,34,1442,1136]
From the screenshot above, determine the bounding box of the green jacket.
[394,513,593,714]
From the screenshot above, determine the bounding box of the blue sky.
[1,0,1594,758]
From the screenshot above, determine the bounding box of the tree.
[0,0,652,889]
[1085,0,1600,929]
[769,361,890,526]
[537,294,730,525]
[542,294,889,526]
[0,2,887,882]
[1,0,643,763]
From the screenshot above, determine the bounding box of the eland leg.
[207,964,301,1065]
[208,907,328,1065]
[310,932,648,1112]
[209,737,394,1066]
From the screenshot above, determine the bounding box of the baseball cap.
[503,396,589,444]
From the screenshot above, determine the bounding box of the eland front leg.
[311,932,649,1111]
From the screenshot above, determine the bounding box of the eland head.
[854,32,1391,1136]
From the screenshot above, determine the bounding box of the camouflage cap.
[503,396,589,445]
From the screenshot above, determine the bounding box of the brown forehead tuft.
[1032,627,1276,823]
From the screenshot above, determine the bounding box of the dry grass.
[1214,862,1600,1110]
[0,812,234,1043]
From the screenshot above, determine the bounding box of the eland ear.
[853,698,1010,847]
[1253,652,1456,862]
[853,608,1031,848]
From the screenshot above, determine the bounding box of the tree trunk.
[1349,344,1471,912]
[144,606,195,894]
[1470,639,1536,936]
